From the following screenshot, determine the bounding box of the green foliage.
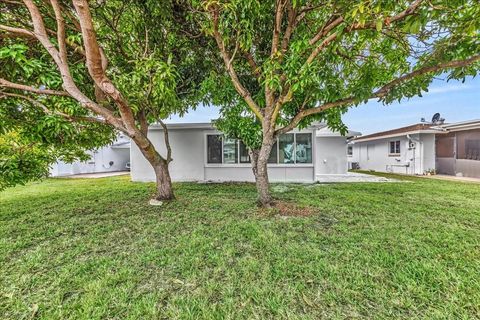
[0,96,115,190]
[1,175,480,318]
[0,132,52,190]
[0,0,211,189]
[195,0,480,146]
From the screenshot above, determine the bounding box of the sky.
[168,76,479,135]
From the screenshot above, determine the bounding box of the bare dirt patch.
[260,200,317,217]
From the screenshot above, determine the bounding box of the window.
[295,133,313,163]
[223,138,238,164]
[279,134,295,163]
[207,135,222,163]
[239,141,250,163]
[206,133,313,165]
[347,145,353,156]
[389,140,401,155]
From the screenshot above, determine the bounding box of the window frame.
[204,131,314,167]
[347,145,353,157]
[389,140,401,156]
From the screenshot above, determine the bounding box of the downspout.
[407,134,422,175]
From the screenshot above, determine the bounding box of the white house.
[130,122,360,183]
[350,123,440,175]
[350,119,480,178]
[50,135,130,176]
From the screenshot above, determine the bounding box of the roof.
[354,123,442,143]
[149,122,215,130]
[111,141,131,149]
[316,127,362,138]
[149,121,328,131]
[434,119,480,132]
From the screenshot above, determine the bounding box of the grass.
[1,173,479,319]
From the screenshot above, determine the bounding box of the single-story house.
[130,122,361,183]
[350,118,480,178]
[50,134,130,176]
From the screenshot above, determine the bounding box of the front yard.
[1,174,479,319]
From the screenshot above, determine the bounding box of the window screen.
[295,133,312,163]
[279,134,295,163]
[223,138,238,164]
[457,130,480,161]
[207,135,222,163]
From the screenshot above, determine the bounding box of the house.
[50,134,130,176]
[350,118,480,178]
[350,123,440,175]
[130,122,361,183]
[435,119,480,178]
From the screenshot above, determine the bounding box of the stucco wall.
[355,137,411,174]
[421,133,436,173]
[130,128,205,182]
[315,137,348,175]
[354,134,435,175]
[130,127,349,183]
[50,146,130,176]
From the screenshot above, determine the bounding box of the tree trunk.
[152,158,175,201]
[133,135,175,201]
[254,138,275,208]
[249,148,260,180]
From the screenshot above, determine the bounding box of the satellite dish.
[432,113,441,123]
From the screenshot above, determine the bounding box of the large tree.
[194,0,480,207]
[0,0,207,200]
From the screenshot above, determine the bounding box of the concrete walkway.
[316,172,397,183]
[59,171,130,179]
[421,174,480,184]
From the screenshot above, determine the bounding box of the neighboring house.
[130,122,361,183]
[435,119,480,178]
[350,119,480,178]
[50,135,130,176]
[350,123,440,175]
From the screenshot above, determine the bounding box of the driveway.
[60,171,130,179]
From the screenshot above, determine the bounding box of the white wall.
[421,133,436,173]
[130,128,205,182]
[130,127,346,183]
[315,137,348,175]
[353,134,435,175]
[50,145,130,176]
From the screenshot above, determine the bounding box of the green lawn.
[1,174,479,319]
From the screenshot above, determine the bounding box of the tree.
[193,0,480,207]
[0,96,114,190]
[0,0,207,200]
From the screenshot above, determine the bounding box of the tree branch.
[210,7,264,121]
[306,0,424,64]
[271,0,286,56]
[0,24,35,37]
[22,0,123,130]
[0,91,106,124]
[158,119,173,163]
[72,0,137,132]
[276,54,480,135]
[0,78,69,96]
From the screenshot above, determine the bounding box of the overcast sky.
[169,76,479,135]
